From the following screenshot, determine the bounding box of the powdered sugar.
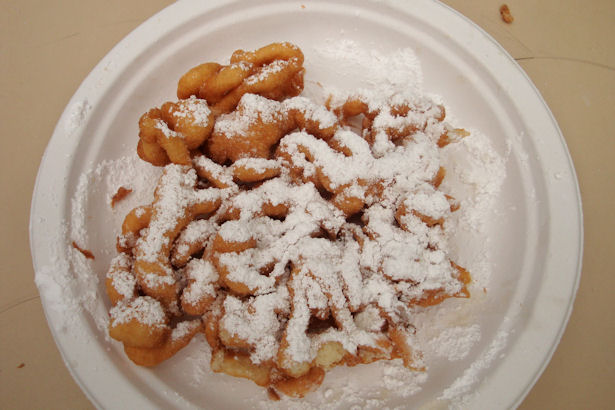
[403,188,451,220]
[171,319,202,341]
[174,95,212,128]
[109,296,167,327]
[382,361,429,397]
[135,165,225,265]
[213,93,338,139]
[312,38,423,96]
[245,58,299,85]
[65,99,92,136]
[34,233,84,334]
[232,157,280,174]
[443,130,507,231]
[214,94,284,137]
[220,288,289,364]
[38,154,163,338]
[429,325,482,362]
[182,258,218,304]
[284,96,337,129]
[107,253,136,299]
[440,320,511,405]
[38,38,510,409]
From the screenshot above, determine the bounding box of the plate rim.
[432,0,584,406]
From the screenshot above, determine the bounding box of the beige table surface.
[1,0,613,408]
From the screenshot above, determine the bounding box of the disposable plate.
[30,1,582,408]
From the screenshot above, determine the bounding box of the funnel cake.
[106,42,471,398]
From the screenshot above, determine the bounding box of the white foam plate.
[30,0,582,408]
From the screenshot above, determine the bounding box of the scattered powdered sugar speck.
[65,99,92,136]
[439,319,512,405]
[45,154,164,338]
[382,360,429,397]
[429,325,481,361]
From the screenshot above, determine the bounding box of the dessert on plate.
[105,42,472,398]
